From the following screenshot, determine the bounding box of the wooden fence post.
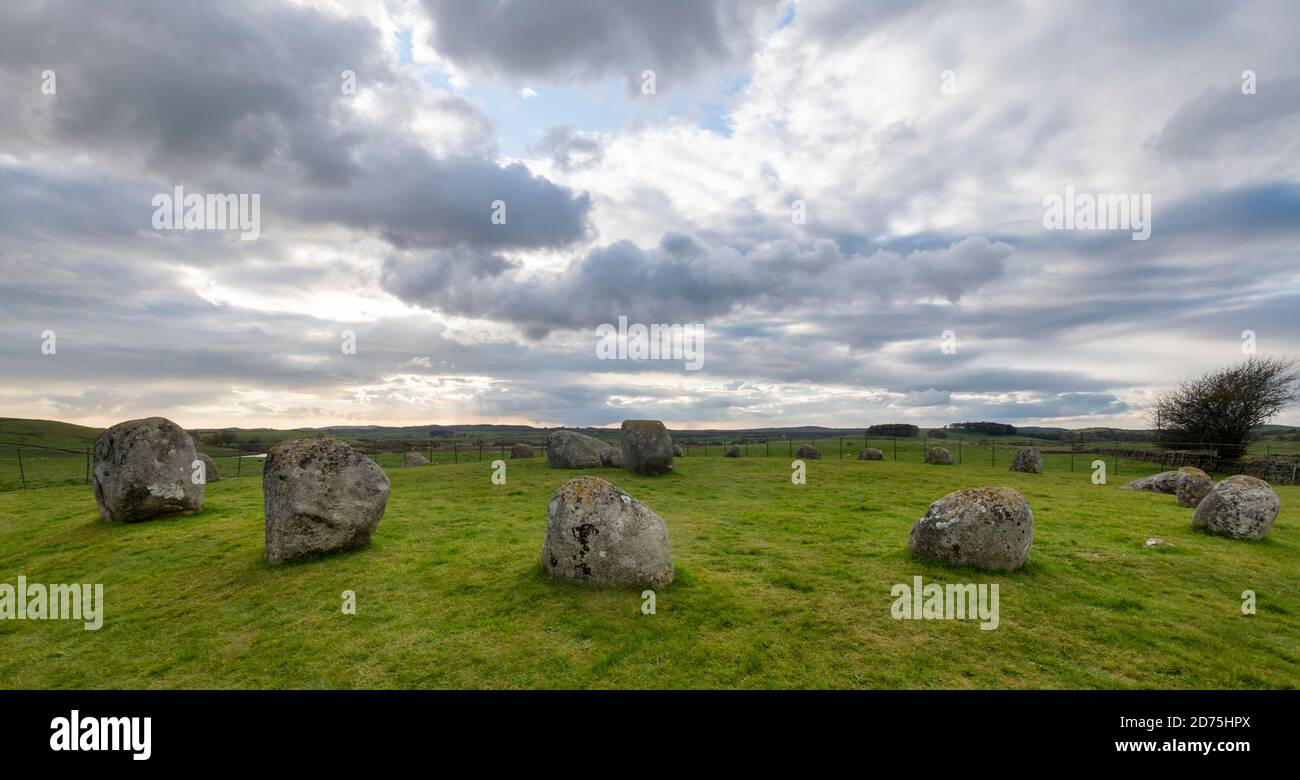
[17,447,26,488]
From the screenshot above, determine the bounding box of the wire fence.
[3,434,1296,492]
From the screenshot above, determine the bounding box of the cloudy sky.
[2,0,1298,430]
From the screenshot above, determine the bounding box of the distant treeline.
[1021,427,1153,443]
[865,424,920,437]
[947,421,1018,436]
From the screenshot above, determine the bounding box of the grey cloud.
[381,234,1014,334]
[530,125,604,171]
[0,1,592,253]
[288,149,592,250]
[1148,78,1300,159]
[421,0,784,92]
[0,0,389,185]
[900,389,951,406]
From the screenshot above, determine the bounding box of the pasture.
[0,454,1296,689]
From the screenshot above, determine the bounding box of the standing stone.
[1190,475,1280,540]
[1175,466,1213,508]
[542,476,674,587]
[92,417,204,523]
[263,438,390,563]
[1009,447,1042,474]
[909,487,1034,571]
[858,447,884,460]
[725,445,740,458]
[925,446,954,465]
[546,430,612,469]
[511,443,535,459]
[198,452,220,483]
[620,420,674,475]
[796,444,821,460]
[601,446,625,468]
[402,451,430,467]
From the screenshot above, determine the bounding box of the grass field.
[0,453,1296,689]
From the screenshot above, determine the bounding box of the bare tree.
[1152,356,1300,458]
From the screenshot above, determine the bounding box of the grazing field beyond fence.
[3,434,1297,492]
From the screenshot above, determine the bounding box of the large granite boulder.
[858,447,884,460]
[909,487,1033,571]
[925,446,954,465]
[724,445,740,458]
[1191,475,1280,540]
[1009,447,1042,474]
[92,417,204,523]
[542,476,674,587]
[198,452,220,483]
[601,446,625,468]
[546,430,612,469]
[620,420,674,475]
[263,438,390,563]
[402,451,430,467]
[1175,466,1214,508]
[511,443,535,459]
[1122,471,1184,494]
[796,444,821,460]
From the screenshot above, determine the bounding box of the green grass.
[0,453,1296,689]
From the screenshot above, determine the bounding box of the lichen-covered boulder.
[1191,475,1279,540]
[1175,466,1213,508]
[858,448,883,460]
[92,417,204,523]
[263,438,390,563]
[542,477,674,587]
[511,443,535,459]
[600,446,625,468]
[725,445,740,458]
[1122,471,1183,494]
[909,487,1033,571]
[925,447,954,465]
[546,430,612,469]
[1009,447,1042,474]
[402,451,430,467]
[620,420,674,475]
[672,444,685,457]
[198,452,220,483]
[796,444,821,460]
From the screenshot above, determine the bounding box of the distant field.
[0,455,1295,689]
[3,424,1297,492]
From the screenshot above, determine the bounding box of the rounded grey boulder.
[909,487,1033,571]
[672,444,685,457]
[402,451,430,467]
[1122,471,1183,494]
[796,444,821,460]
[858,447,884,460]
[600,446,625,468]
[1009,447,1042,474]
[263,438,390,563]
[198,452,220,483]
[1191,475,1279,540]
[1175,466,1213,508]
[546,430,611,469]
[620,420,674,475]
[92,417,204,523]
[542,476,674,587]
[511,443,535,459]
[724,445,740,458]
[925,446,954,465]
